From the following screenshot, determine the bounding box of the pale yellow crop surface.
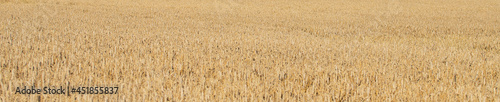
[1,0,499,101]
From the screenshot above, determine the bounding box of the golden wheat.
[1,0,499,101]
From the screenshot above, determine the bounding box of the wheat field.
[1,0,499,101]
